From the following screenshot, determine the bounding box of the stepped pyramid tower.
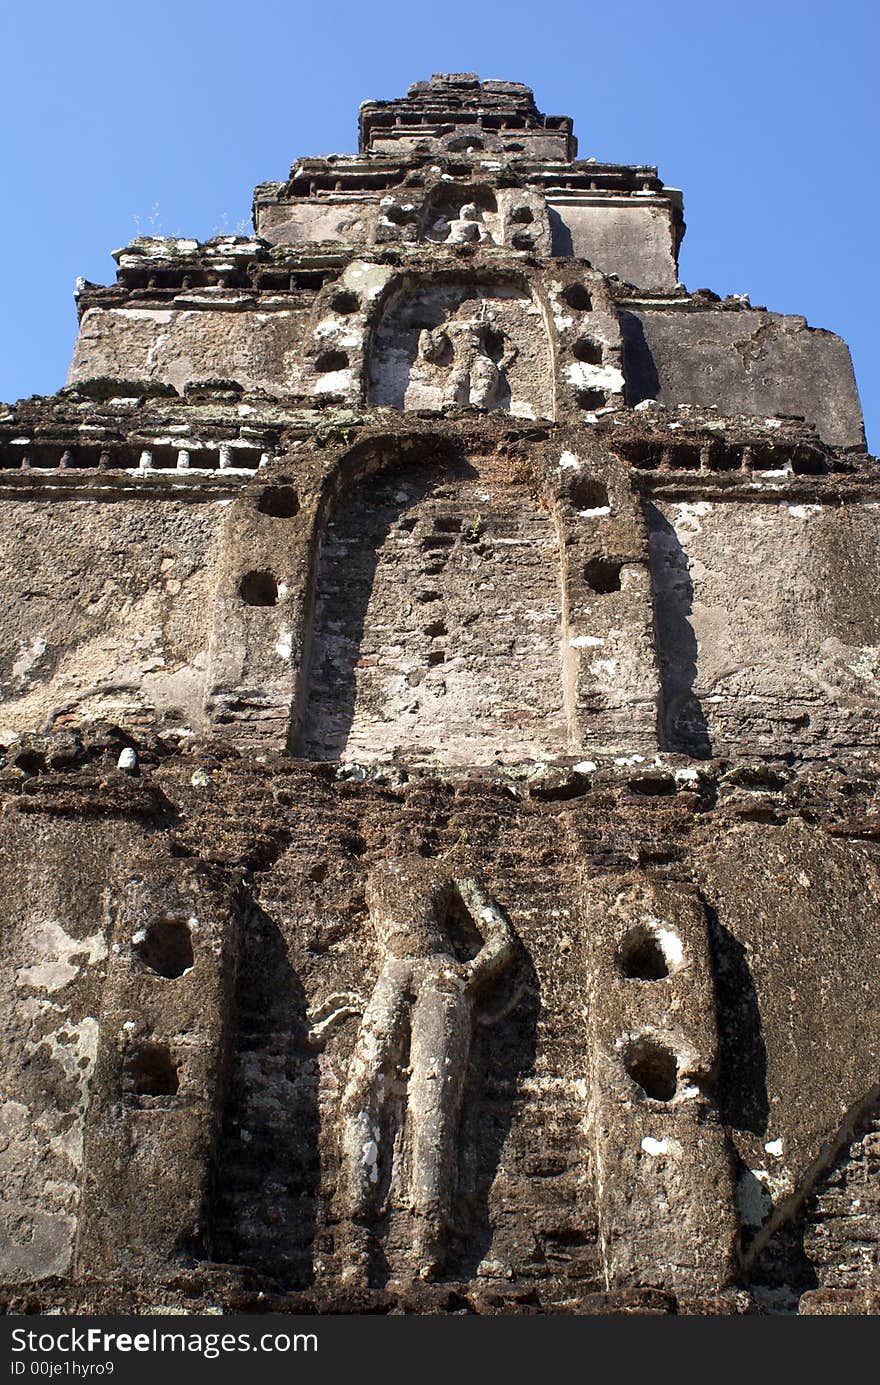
[1,74,878,1316]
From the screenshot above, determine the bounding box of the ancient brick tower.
[1,74,878,1316]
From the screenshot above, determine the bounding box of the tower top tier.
[358,72,577,161]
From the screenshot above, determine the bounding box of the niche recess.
[297,448,567,766]
[134,914,194,979]
[125,1042,180,1098]
[368,279,553,419]
[624,1037,679,1102]
[616,923,682,980]
[239,571,278,607]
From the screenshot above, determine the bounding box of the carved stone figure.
[415,300,518,410]
[427,199,497,246]
[338,855,519,1282]
[447,202,489,244]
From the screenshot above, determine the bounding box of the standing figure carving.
[416,300,518,411]
[338,855,519,1282]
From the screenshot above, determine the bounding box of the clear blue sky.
[1,0,876,449]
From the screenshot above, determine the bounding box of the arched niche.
[420,184,500,244]
[296,444,568,766]
[367,278,554,420]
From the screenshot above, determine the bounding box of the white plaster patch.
[764,1138,784,1158]
[12,635,47,683]
[559,450,581,471]
[845,647,880,682]
[275,631,293,661]
[16,919,107,993]
[361,1138,379,1183]
[145,333,170,367]
[30,1015,99,1174]
[737,1170,774,1226]
[569,635,603,648]
[313,369,353,395]
[589,658,618,677]
[118,237,199,260]
[783,503,822,518]
[564,361,625,393]
[577,506,611,518]
[117,308,174,324]
[642,1135,683,1157]
[343,260,394,300]
[641,1136,668,1156]
[573,760,597,773]
[674,767,700,785]
[655,927,684,971]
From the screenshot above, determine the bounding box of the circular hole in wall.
[383,204,411,225]
[14,750,46,776]
[314,349,349,373]
[134,915,194,979]
[446,135,484,152]
[575,387,607,411]
[257,485,300,519]
[330,290,360,315]
[625,1038,678,1102]
[239,570,278,607]
[572,336,603,365]
[484,328,505,362]
[666,444,702,470]
[509,206,534,225]
[126,1042,179,1097]
[569,477,609,510]
[617,924,671,980]
[562,283,593,311]
[583,558,622,594]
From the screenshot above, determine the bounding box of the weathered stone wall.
[622,307,865,451]
[69,307,307,398]
[256,201,379,248]
[0,493,226,739]
[2,750,878,1312]
[647,498,880,758]
[549,200,680,289]
[0,813,110,1282]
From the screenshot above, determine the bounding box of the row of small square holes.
[0,444,271,471]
